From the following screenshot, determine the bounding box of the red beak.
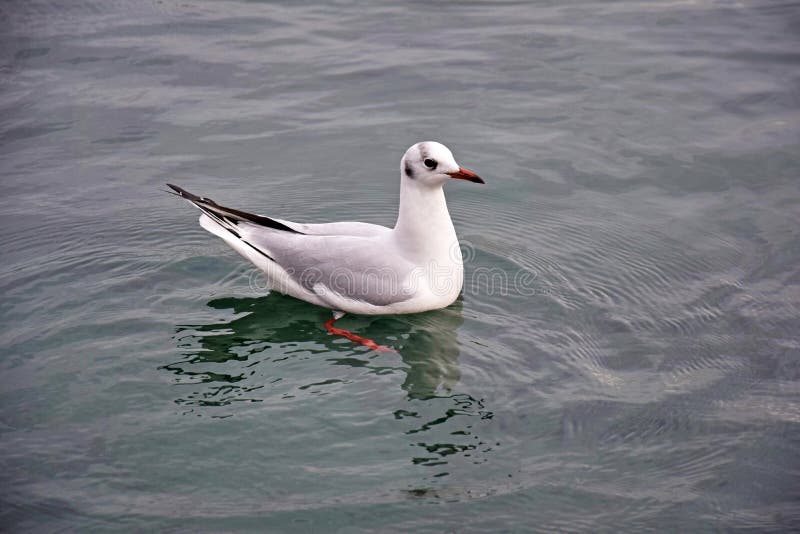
[446,167,485,184]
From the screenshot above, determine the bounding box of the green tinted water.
[1,1,799,531]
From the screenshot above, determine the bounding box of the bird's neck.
[393,183,458,262]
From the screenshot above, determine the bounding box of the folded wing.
[243,228,417,308]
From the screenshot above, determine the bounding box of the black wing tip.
[166,183,304,235]
[166,183,195,199]
[166,183,221,206]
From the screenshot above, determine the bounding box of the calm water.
[2,0,799,531]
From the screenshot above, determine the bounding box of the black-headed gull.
[169,141,484,350]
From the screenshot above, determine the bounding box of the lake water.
[2,0,799,531]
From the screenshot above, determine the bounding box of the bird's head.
[400,141,484,188]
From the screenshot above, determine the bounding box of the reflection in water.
[162,293,493,473]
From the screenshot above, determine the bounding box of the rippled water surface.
[2,0,799,531]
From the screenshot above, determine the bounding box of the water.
[2,0,799,531]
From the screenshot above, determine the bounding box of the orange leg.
[324,317,396,352]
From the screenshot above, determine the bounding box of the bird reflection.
[163,293,493,473]
[391,301,462,399]
[166,292,464,399]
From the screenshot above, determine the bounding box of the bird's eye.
[423,158,437,170]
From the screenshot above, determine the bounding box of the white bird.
[169,141,484,350]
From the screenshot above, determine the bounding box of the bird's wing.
[168,184,408,308]
[243,227,417,308]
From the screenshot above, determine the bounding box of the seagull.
[168,141,484,351]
